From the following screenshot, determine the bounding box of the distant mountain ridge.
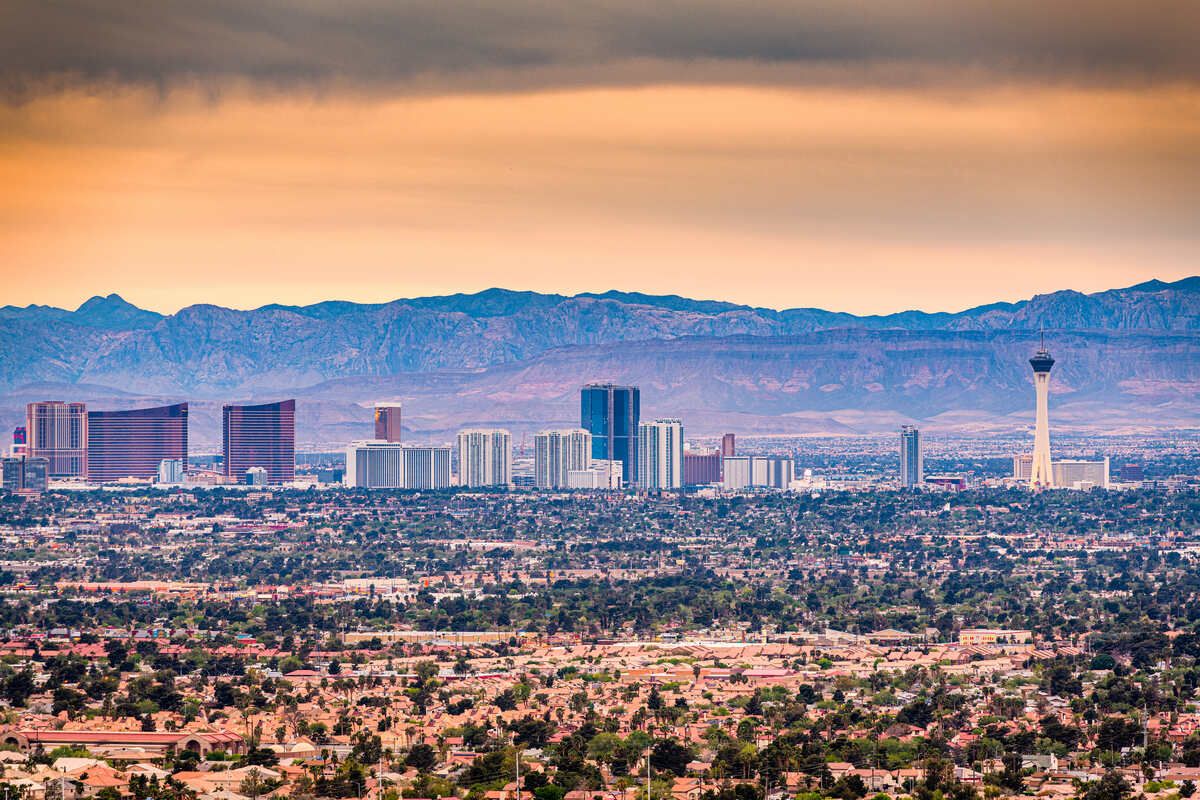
[1,277,1198,441]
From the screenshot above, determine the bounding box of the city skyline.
[0,3,1196,790]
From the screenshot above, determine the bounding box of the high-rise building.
[1053,459,1109,490]
[1012,453,1033,481]
[456,429,511,488]
[753,456,795,489]
[26,401,87,477]
[899,425,923,489]
[721,433,736,457]
[1029,341,1055,488]
[402,446,452,489]
[638,419,683,490]
[1118,463,1144,482]
[11,427,27,457]
[86,403,188,483]
[723,456,794,490]
[683,451,722,486]
[157,459,185,485]
[534,429,592,489]
[581,384,640,486]
[345,440,405,488]
[2,456,49,493]
[374,402,403,443]
[244,466,270,486]
[222,400,296,485]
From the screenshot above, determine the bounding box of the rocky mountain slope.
[2,279,1198,443]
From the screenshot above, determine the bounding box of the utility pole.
[645,743,651,800]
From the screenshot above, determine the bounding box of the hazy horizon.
[3,1,1199,316]
[9,273,1199,319]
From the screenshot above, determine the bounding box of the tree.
[245,747,280,767]
[1081,771,1133,800]
[405,743,437,772]
[413,661,439,685]
[3,668,35,707]
[650,739,693,777]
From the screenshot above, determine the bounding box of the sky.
[2,1,1199,315]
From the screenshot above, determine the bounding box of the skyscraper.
[1029,341,1055,488]
[2,456,48,493]
[683,451,722,486]
[637,419,683,490]
[222,400,296,484]
[345,440,405,488]
[456,429,512,487]
[374,402,402,443]
[26,401,87,477]
[86,403,189,483]
[402,446,452,489]
[534,429,592,489]
[11,427,26,457]
[721,433,736,457]
[722,456,794,490]
[899,425,923,489]
[157,459,186,485]
[580,384,640,486]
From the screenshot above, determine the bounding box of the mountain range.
[2,277,1199,446]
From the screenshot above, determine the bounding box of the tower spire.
[1028,338,1055,488]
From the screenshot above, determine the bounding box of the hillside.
[2,279,1198,443]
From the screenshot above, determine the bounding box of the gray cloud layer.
[4,0,1199,97]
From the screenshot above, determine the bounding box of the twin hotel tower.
[9,400,294,489]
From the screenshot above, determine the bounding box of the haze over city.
[3,1,1200,314]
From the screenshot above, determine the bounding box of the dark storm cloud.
[3,0,1199,98]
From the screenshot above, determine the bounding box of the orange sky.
[3,3,1199,314]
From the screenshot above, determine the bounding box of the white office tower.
[899,425,922,488]
[637,419,683,490]
[1053,458,1110,490]
[402,447,452,489]
[1028,342,1056,488]
[723,456,794,490]
[534,428,592,489]
[456,429,511,487]
[157,458,185,485]
[345,440,404,488]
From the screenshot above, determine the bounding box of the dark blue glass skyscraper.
[580,383,640,486]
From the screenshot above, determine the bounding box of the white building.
[534,429,592,489]
[244,466,269,486]
[345,440,405,488]
[157,458,185,485]
[402,446,452,489]
[1014,454,1109,489]
[723,456,795,490]
[456,429,511,488]
[1012,453,1033,481]
[1053,458,1109,490]
[566,459,623,490]
[637,419,683,490]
